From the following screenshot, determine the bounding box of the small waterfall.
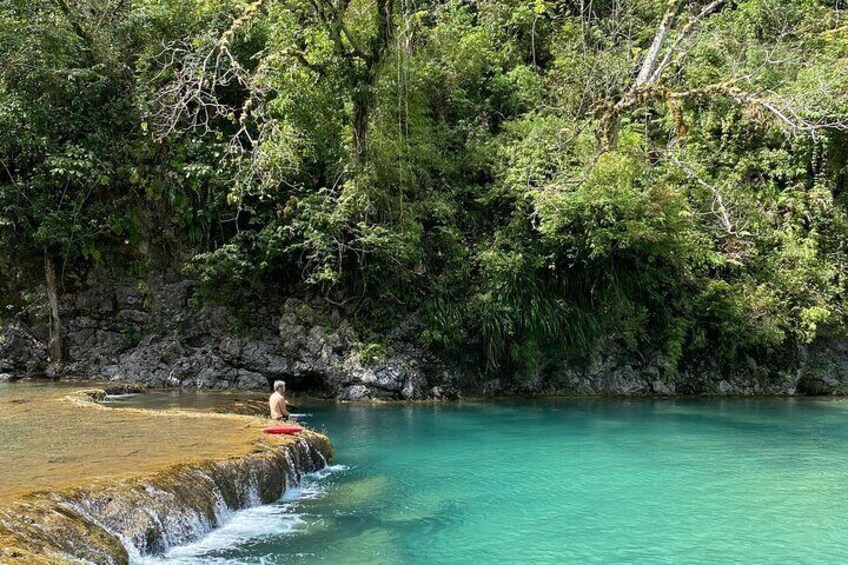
[4,434,335,564]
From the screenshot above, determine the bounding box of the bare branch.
[669,153,745,237]
[670,84,848,134]
[146,38,252,141]
[635,0,684,86]
[648,0,732,84]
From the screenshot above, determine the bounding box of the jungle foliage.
[1,0,847,377]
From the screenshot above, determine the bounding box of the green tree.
[0,0,140,363]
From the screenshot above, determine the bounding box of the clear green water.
[147,398,848,564]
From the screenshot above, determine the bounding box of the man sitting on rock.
[269,380,291,421]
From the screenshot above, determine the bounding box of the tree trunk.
[352,93,369,163]
[597,104,621,150]
[45,252,63,366]
[635,0,683,86]
[350,0,394,164]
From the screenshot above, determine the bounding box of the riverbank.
[3,276,848,400]
[0,383,333,564]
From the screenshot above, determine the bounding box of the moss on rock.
[0,388,333,563]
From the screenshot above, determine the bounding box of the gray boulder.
[0,324,47,378]
[342,384,371,401]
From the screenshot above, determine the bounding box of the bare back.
[269,391,288,420]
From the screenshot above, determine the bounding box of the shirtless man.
[269,380,290,421]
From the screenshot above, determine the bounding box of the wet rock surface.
[0,386,334,564]
[64,435,331,558]
[0,435,332,564]
[0,497,128,565]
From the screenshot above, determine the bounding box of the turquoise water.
[153,399,848,564]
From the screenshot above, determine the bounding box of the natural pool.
[133,395,848,565]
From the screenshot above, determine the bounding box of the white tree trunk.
[635,0,684,86]
[45,252,63,366]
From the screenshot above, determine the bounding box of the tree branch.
[52,0,95,51]
[283,48,325,75]
[648,0,732,84]
[669,153,743,237]
[635,0,684,86]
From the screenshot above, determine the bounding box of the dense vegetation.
[1,0,847,381]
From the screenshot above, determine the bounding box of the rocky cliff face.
[0,323,47,381]
[2,273,848,397]
[0,274,462,399]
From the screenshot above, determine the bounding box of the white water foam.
[135,465,348,565]
[62,500,147,565]
[102,393,138,401]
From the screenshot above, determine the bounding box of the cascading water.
[0,384,337,565]
[1,428,333,564]
[129,397,848,565]
[59,438,333,562]
[140,464,349,565]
